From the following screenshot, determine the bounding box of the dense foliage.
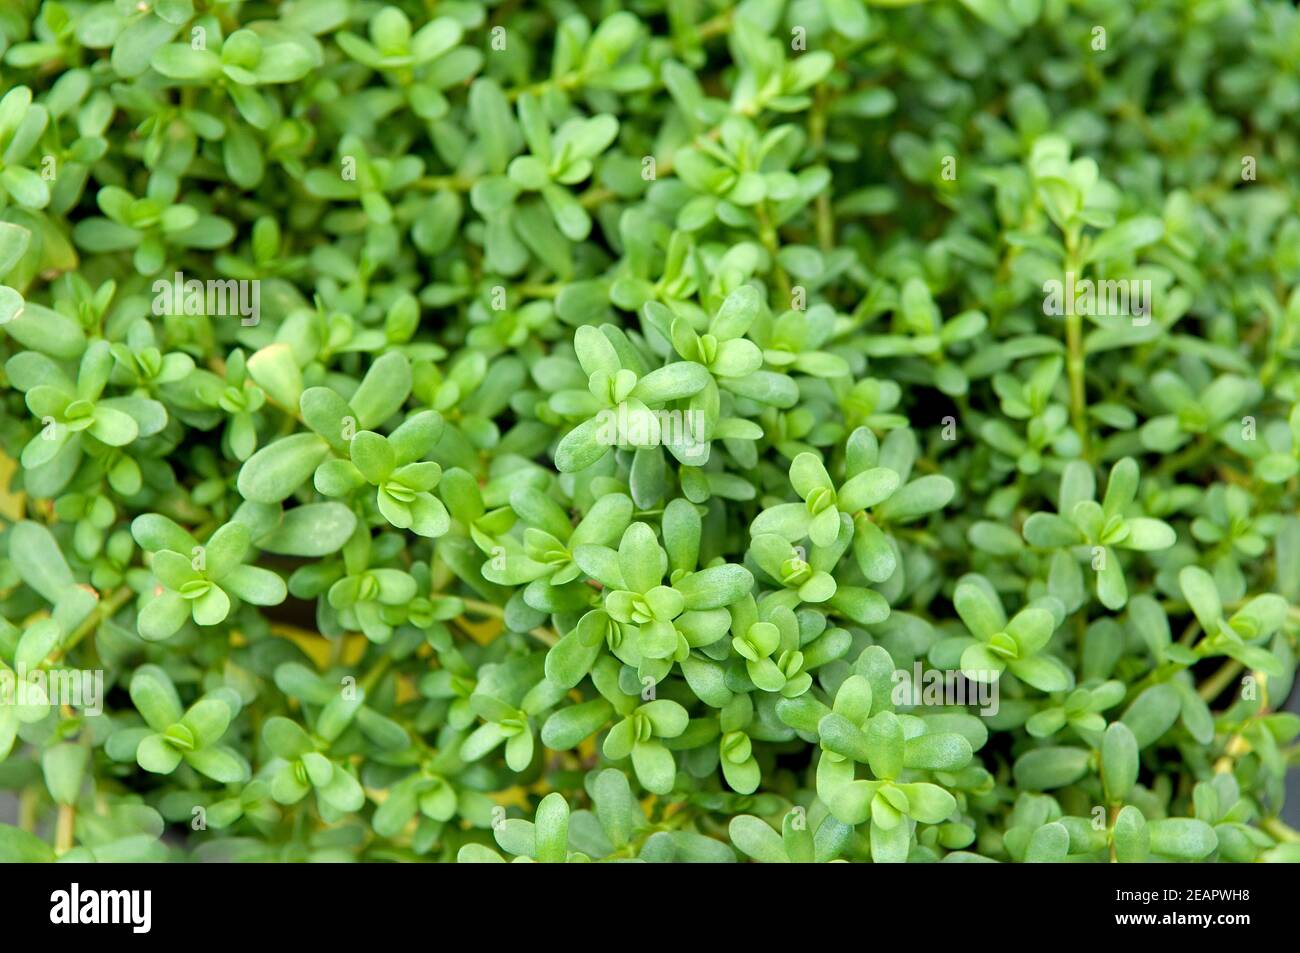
[1,0,1299,863]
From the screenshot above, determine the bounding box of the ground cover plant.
[1,0,1299,864]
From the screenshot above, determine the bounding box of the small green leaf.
[237,434,331,503]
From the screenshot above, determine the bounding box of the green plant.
[1,0,1299,867]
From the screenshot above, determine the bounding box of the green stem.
[810,87,834,253]
[18,788,37,833]
[1062,237,1089,458]
[461,598,505,619]
[55,804,75,855]
[756,201,791,304]
[1263,817,1300,844]
[1197,658,1243,702]
[1108,804,1120,863]
[413,175,474,192]
[359,655,392,693]
[459,598,558,646]
[1156,437,1212,479]
[53,586,132,661]
[695,10,735,41]
[507,72,580,103]
[1065,308,1087,455]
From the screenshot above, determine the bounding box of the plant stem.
[527,625,559,646]
[413,174,474,192]
[1108,804,1119,862]
[55,804,75,855]
[52,586,132,661]
[506,72,579,103]
[18,789,37,832]
[695,9,735,41]
[461,598,505,618]
[1263,817,1300,843]
[756,201,791,303]
[810,87,834,253]
[1197,658,1243,702]
[1156,437,1211,479]
[360,655,392,693]
[1066,307,1087,455]
[1062,239,1089,458]
[459,598,558,646]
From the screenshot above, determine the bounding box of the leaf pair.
[118,666,248,784]
[133,518,286,641]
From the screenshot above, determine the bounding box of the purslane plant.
[1,0,1299,866]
